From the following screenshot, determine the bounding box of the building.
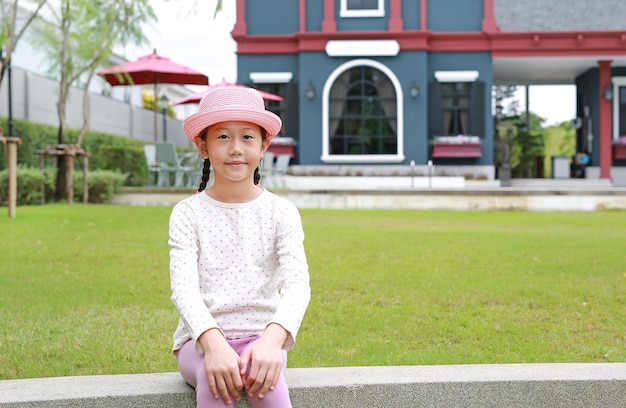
[233,0,626,183]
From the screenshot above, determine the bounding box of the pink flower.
[614,136,626,146]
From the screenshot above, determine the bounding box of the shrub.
[72,170,127,203]
[0,166,126,205]
[0,166,55,206]
[0,118,148,185]
[0,121,58,169]
[97,145,148,186]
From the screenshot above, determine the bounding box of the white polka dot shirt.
[169,189,310,353]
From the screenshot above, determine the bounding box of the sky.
[127,0,238,86]
[515,85,577,126]
[132,0,576,126]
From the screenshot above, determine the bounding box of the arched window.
[322,59,404,163]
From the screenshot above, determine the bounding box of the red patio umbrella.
[97,49,209,143]
[173,79,283,105]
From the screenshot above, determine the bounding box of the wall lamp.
[305,81,316,100]
[603,85,613,101]
[409,81,419,99]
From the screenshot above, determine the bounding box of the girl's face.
[195,120,269,183]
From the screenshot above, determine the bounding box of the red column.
[232,0,247,36]
[299,0,306,32]
[598,60,612,180]
[420,0,427,31]
[322,0,336,32]
[388,0,403,31]
[482,0,499,32]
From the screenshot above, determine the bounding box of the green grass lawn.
[1,204,624,379]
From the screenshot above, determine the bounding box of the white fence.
[0,66,192,148]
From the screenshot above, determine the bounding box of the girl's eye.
[217,134,229,139]
[243,134,254,140]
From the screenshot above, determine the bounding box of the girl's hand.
[198,329,244,404]
[240,324,289,399]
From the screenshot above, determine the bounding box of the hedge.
[0,118,149,186]
[0,166,127,206]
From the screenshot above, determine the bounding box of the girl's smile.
[226,160,245,166]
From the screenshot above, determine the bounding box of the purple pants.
[175,337,292,408]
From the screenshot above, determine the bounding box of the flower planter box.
[613,145,626,160]
[267,143,295,158]
[432,142,482,158]
[268,137,296,158]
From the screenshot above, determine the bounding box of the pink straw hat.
[183,86,282,142]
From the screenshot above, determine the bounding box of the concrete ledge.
[1,364,626,407]
[0,372,194,407]
[110,184,626,211]
[281,176,467,189]
[277,189,626,211]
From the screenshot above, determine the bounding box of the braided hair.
[196,126,268,193]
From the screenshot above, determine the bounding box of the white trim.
[434,70,479,83]
[611,77,626,141]
[249,72,293,84]
[320,154,405,163]
[340,0,385,17]
[321,59,405,163]
[325,40,400,57]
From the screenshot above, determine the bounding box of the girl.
[168,87,310,407]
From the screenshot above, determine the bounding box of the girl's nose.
[229,139,243,155]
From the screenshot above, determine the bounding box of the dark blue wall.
[246,0,299,35]
[238,54,300,84]
[305,1,324,32]
[428,0,483,32]
[388,51,430,165]
[402,1,421,31]
[337,17,388,32]
[575,69,598,162]
[298,52,334,164]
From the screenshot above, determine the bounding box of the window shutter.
[284,83,299,140]
[428,81,443,138]
[469,81,485,137]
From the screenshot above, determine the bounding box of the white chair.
[272,154,291,188]
[143,145,157,185]
[155,142,195,187]
[143,144,171,186]
[180,151,204,188]
[259,152,275,186]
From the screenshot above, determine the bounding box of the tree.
[29,0,155,200]
[0,0,48,93]
[177,0,222,18]
[494,112,546,178]
[510,120,545,178]
[493,85,517,182]
[493,85,552,179]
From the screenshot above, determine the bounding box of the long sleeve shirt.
[169,189,310,353]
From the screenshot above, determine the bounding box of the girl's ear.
[261,138,271,154]
[194,138,209,159]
